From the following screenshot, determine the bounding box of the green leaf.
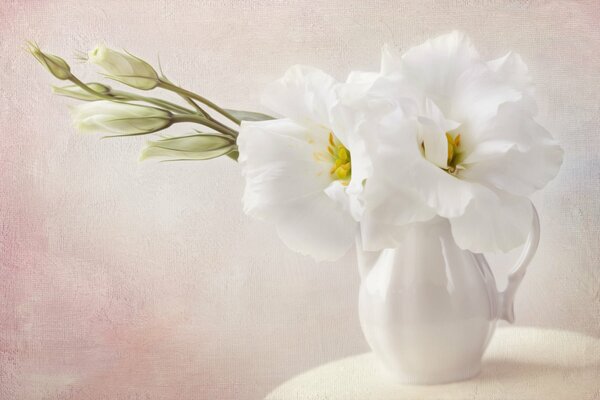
[223,109,275,122]
[139,133,235,161]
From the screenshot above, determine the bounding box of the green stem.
[171,114,237,138]
[179,95,238,137]
[69,77,198,116]
[69,76,115,100]
[112,91,194,114]
[180,95,209,117]
[158,80,241,125]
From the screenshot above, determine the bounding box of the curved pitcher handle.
[498,203,541,323]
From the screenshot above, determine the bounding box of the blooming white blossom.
[237,66,369,261]
[340,31,563,252]
[71,101,172,135]
[88,45,159,90]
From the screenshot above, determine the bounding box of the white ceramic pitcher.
[357,204,540,384]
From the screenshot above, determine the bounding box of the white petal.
[261,65,338,127]
[381,43,403,76]
[360,176,436,251]
[324,180,363,221]
[422,97,461,132]
[238,119,332,220]
[276,192,356,261]
[449,187,533,253]
[487,51,533,96]
[328,108,373,205]
[345,137,371,201]
[346,70,380,87]
[451,64,522,141]
[396,31,481,105]
[406,159,477,218]
[417,119,446,170]
[461,103,564,196]
[487,51,537,114]
[418,98,460,168]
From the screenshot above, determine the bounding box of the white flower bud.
[88,45,159,90]
[52,83,112,101]
[71,101,172,135]
[28,42,72,80]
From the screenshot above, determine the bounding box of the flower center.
[327,132,351,184]
[421,132,463,175]
[446,132,462,174]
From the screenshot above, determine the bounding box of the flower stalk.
[157,80,242,126]
[171,114,237,138]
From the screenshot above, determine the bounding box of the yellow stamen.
[446,133,454,163]
[445,132,462,174]
[326,131,352,182]
[335,163,350,179]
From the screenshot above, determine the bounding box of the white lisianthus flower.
[237,66,368,261]
[88,45,159,90]
[71,101,172,135]
[343,31,563,253]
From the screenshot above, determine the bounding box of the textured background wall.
[0,1,598,399]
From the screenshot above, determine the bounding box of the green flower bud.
[52,83,112,101]
[27,42,72,80]
[140,133,235,161]
[71,101,172,135]
[88,45,159,90]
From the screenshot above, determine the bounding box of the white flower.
[71,101,172,135]
[237,66,368,261]
[88,45,159,90]
[343,31,563,252]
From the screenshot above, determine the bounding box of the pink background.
[1,1,599,399]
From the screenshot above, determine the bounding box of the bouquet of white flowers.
[30,31,562,261]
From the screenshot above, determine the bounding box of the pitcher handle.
[499,203,541,323]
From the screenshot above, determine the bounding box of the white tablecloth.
[265,327,599,399]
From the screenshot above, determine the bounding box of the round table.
[265,327,599,399]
